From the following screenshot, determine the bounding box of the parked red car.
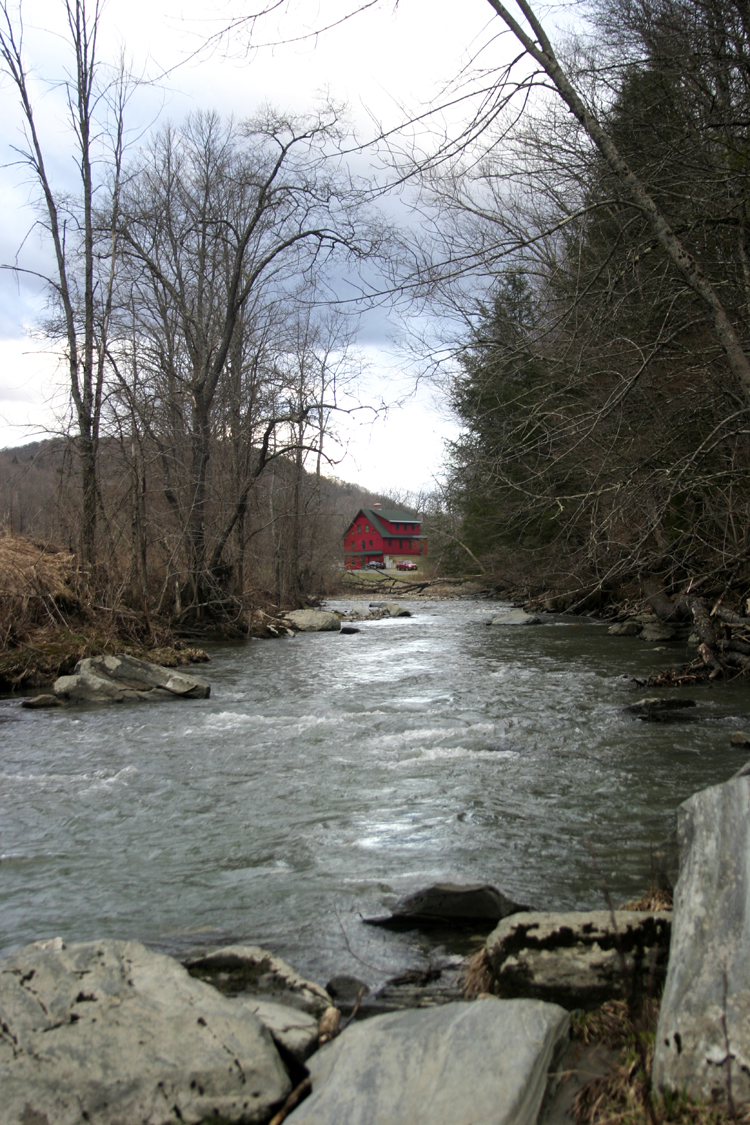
[396,561,418,571]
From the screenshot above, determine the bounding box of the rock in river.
[285,997,570,1125]
[366,882,528,931]
[383,602,412,617]
[0,938,290,1125]
[489,610,541,626]
[283,609,341,632]
[53,653,210,703]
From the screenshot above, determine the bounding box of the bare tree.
[109,108,375,611]
[0,0,133,569]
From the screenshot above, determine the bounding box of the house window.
[361,540,365,549]
[365,524,369,532]
[369,540,373,547]
[399,540,403,549]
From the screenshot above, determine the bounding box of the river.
[2,597,749,989]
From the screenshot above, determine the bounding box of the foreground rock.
[283,609,341,632]
[0,938,290,1125]
[286,998,569,1125]
[237,998,319,1065]
[487,910,671,1009]
[185,944,333,1017]
[490,610,542,626]
[53,653,210,703]
[653,773,750,1103]
[366,882,528,931]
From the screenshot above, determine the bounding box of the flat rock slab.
[366,882,528,930]
[653,775,750,1103]
[286,998,569,1125]
[283,610,341,632]
[490,610,541,626]
[185,944,333,1017]
[487,911,671,1010]
[53,653,210,703]
[0,938,290,1125]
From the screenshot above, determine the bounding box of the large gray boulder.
[489,610,541,626]
[653,774,750,1103]
[285,998,570,1125]
[487,910,671,1010]
[0,938,290,1125]
[53,653,210,703]
[185,944,333,1017]
[283,609,341,632]
[366,882,528,930]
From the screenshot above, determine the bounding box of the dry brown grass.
[0,532,78,599]
[460,947,495,997]
[572,999,748,1125]
[621,887,674,912]
[0,531,207,690]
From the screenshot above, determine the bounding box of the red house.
[343,504,427,569]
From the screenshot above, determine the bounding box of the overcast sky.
[0,0,514,494]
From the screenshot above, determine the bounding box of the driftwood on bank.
[340,574,483,595]
[639,583,750,685]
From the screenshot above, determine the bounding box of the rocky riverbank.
[3,760,748,1125]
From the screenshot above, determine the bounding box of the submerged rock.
[53,653,210,703]
[283,609,341,632]
[365,882,528,931]
[607,621,641,636]
[21,693,64,708]
[326,974,371,1004]
[284,998,570,1125]
[486,910,671,1010]
[639,623,677,642]
[489,610,542,626]
[653,774,750,1103]
[625,697,697,721]
[0,938,290,1125]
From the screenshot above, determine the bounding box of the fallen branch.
[268,1078,312,1125]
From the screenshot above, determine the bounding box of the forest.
[2,0,750,674]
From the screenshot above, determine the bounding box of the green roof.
[364,508,418,522]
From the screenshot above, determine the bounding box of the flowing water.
[2,597,749,988]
